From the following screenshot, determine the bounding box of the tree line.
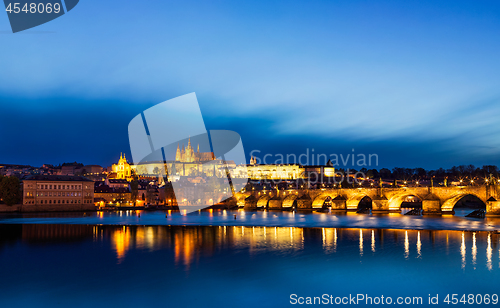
[0,175,22,206]
[343,165,500,181]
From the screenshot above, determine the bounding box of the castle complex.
[111,148,335,181]
[111,138,221,179]
[175,138,215,162]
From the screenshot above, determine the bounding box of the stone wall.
[233,184,500,215]
[0,203,96,213]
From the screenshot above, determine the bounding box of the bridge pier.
[297,194,312,209]
[244,195,258,209]
[422,195,442,215]
[486,198,500,217]
[331,195,347,212]
[346,198,358,211]
[372,196,390,214]
[268,198,282,209]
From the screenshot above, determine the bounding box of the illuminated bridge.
[232,185,500,216]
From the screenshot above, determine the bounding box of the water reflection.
[359,229,363,256]
[461,232,466,269]
[487,233,492,271]
[472,232,477,269]
[322,228,336,253]
[417,231,421,259]
[1,224,499,272]
[371,230,376,253]
[404,231,409,260]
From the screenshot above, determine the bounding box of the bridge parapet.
[231,184,500,215]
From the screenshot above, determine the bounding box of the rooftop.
[24,175,94,182]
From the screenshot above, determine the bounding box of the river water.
[0,209,499,231]
[0,210,499,307]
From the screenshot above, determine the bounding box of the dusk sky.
[2,0,500,169]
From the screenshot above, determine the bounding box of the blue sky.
[1,0,500,169]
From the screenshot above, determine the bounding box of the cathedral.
[175,137,215,163]
[111,153,132,180]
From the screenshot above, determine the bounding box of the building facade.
[232,160,335,181]
[22,175,95,210]
[111,153,133,180]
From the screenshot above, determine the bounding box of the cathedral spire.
[175,143,181,161]
[197,144,199,153]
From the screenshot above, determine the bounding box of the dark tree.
[153,167,160,175]
[0,176,22,206]
[0,175,3,200]
[130,178,139,205]
[379,168,391,178]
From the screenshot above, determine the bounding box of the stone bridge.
[232,185,500,216]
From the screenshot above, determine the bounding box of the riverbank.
[0,203,96,213]
[1,209,500,232]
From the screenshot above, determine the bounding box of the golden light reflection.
[230,225,303,253]
[322,228,325,246]
[334,228,337,252]
[111,226,130,264]
[417,231,421,259]
[387,213,401,217]
[359,229,363,256]
[174,231,195,269]
[371,230,376,253]
[461,232,466,269]
[322,228,336,253]
[487,233,492,271]
[404,231,409,260]
[93,226,497,271]
[472,232,477,269]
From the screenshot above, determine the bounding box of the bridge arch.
[282,194,298,208]
[441,193,486,213]
[346,194,371,210]
[387,193,424,212]
[235,194,249,207]
[358,196,372,210]
[312,194,336,209]
[256,195,271,208]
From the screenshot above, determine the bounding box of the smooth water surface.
[1,209,499,231]
[0,224,499,307]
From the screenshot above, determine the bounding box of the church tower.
[250,156,257,165]
[175,143,181,161]
[112,152,132,180]
[185,137,195,162]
